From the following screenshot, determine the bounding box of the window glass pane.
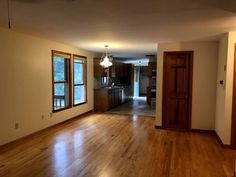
[74,62,83,84]
[54,83,70,110]
[54,57,66,81]
[74,85,85,105]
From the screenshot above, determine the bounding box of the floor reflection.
[53,141,69,175]
[73,130,84,148]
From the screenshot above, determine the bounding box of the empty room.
[1,0,236,177]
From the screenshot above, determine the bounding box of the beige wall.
[215,34,228,143]
[224,32,236,144]
[0,27,98,146]
[215,32,236,144]
[156,42,218,130]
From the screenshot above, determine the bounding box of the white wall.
[224,32,236,144]
[156,42,218,130]
[214,32,236,145]
[215,34,228,143]
[0,27,98,146]
[215,32,236,144]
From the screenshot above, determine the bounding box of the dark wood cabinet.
[109,62,132,85]
[94,58,132,112]
[147,61,157,104]
[94,86,131,112]
[94,58,109,87]
[94,59,132,87]
[94,88,122,112]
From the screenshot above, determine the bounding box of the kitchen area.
[93,55,156,117]
[94,59,133,112]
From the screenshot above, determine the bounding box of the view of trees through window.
[53,54,71,111]
[54,57,66,96]
[73,58,86,105]
[52,51,86,112]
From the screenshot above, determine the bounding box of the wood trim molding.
[52,50,72,113]
[190,129,215,134]
[155,125,164,129]
[72,54,88,106]
[52,50,71,58]
[215,132,232,149]
[155,126,215,133]
[0,110,93,150]
[154,126,233,149]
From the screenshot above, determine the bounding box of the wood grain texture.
[0,113,236,177]
[163,51,193,130]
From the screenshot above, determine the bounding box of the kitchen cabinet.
[94,86,131,112]
[94,58,109,87]
[109,62,131,79]
[94,57,132,86]
[93,58,132,112]
[147,61,156,104]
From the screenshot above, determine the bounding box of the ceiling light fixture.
[100,45,113,68]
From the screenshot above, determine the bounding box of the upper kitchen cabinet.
[147,60,157,105]
[94,58,109,88]
[109,62,132,85]
[94,58,132,88]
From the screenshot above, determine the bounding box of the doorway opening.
[108,55,156,117]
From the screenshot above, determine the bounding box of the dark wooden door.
[163,51,193,130]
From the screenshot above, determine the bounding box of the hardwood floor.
[0,113,236,177]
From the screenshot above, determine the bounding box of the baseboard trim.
[155,126,216,134]
[0,110,93,150]
[155,125,164,129]
[155,126,234,149]
[215,132,232,149]
[190,129,215,134]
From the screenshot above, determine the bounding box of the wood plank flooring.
[0,113,236,177]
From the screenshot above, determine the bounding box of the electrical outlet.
[50,113,53,118]
[41,115,44,120]
[15,123,19,129]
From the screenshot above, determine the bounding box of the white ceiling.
[1,0,236,58]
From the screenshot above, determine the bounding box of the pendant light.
[100,45,113,68]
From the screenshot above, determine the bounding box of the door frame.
[162,51,193,130]
[231,45,236,148]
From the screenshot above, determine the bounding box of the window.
[52,50,71,112]
[73,55,87,106]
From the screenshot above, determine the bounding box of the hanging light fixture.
[100,45,113,68]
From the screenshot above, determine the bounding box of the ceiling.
[1,0,236,58]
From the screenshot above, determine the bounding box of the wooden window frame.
[73,54,87,106]
[52,50,72,113]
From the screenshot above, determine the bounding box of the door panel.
[163,51,193,130]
